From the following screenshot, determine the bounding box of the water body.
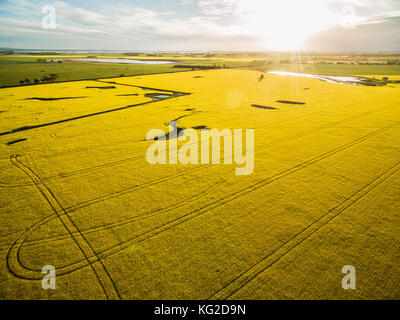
[58,58,174,65]
[153,94,172,99]
[267,71,369,86]
[145,93,173,101]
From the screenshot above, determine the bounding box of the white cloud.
[0,0,399,50]
[181,0,195,5]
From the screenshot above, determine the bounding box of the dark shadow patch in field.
[0,110,5,113]
[0,88,190,137]
[171,115,191,122]
[184,108,196,111]
[304,88,310,90]
[192,125,210,130]
[276,100,306,105]
[193,76,203,78]
[86,86,116,89]
[251,104,277,110]
[2,106,156,137]
[23,97,87,101]
[0,103,150,136]
[98,80,191,97]
[6,138,27,145]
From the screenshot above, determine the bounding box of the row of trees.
[19,74,59,85]
[277,60,400,65]
[174,64,227,70]
[247,60,273,66]
[277,59,400,65]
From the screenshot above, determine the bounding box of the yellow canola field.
[0,69,400,300]
[0,81,169,133]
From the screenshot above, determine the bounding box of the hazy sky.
[0,0,399,51]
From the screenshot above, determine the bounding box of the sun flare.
[238,0,332,50]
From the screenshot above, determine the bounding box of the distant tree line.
[28,52,61,55]
[277,60,400,65]
[19,73,59,86]
[386,60,400,65]
[247,60,272,67]
[173,64,227,70]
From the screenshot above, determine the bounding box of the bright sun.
[239,0,332,50]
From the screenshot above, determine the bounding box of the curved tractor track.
[7,154,121,300]
[5,118,400,299]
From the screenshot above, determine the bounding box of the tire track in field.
[48,102,321,144]
[0,230,23,240]
[389,239,400,258]
[208,159,400,300]
[0,107,324,188]
[7,154,121,300]
[2,104,398,251]
[0,83,190,137]
[5,168,235,278]
[20,170,235,248]
[1,97,394,188]
[7,118,400,280]
[62,104,400,213]
[96,80,189,95]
